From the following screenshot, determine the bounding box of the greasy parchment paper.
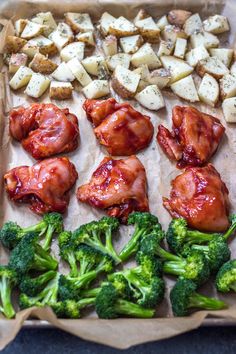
[0,0,236,350]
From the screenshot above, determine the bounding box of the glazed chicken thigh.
[83,98,154,156]
[157,106,225,168]
[9,103,80,159]
[163,164,230,232]
[4,157,78,214]
[77,155,149,222]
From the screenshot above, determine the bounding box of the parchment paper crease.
[0,0,236,350]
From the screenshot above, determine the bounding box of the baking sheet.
[0,0,236,350]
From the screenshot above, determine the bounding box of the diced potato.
[230,61,236,76]
[171,75,199,102]
[108,16,138,37]
[102,35,117,56]
[156,15,169,30]
[31,12,57,36]
[51,62,75,82]
[100,12,116,36]
[203,15,229,34]
[220,74,236,99]
[97,62,110,80]
[4,36,27,53]
[222,97,236,123]
[162,25,188,43]
[9,66,33,90]
[65,12,94,33]
[190,31,219,49]
[22,35,58,57]
[120,35,143,54]
[111,65,140,98]
[9,53,28,74]
[67,58,92,86]
[183,13,202,36]
[14,19,28,36]
[76,32,95,46]
[135,17,160,43]
[131,43,161,69]
[133,9,149,25]
[135,84,165,110]
[185,46,209,67]
[196,56,229,79]
[49,81,73,100]
[106,53,131,71]
[209,48,233,68]
[160,55,193,83]
[157,40,175,56]
[29,53,57,74]
[49,23,74,51]
[24,73,50,98]
[20,21,44,39]
[82,80,110,99]
[82,55,106,76]
[133,65,150,91]
[60,42,85,62]
[198,73,219,107]
[174,38,187,59]
[148,68,171,88]
[167,10,192,27]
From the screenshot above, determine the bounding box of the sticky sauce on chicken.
[157,106,225,168]
[77,155,149,222]
[4,157,78,214]
[163,164,230,232]
[9,103,80,159]
[83,98,154,156]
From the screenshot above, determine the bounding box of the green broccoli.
[119,212,162,262]
[170,278,227,316]
[0,212,63,250]
[75,244,107,276]
[0,266,17,318]
[72,217,121,264]
[52,298,95,318]
[19,271,58,297]
[215,260,236,292]
[9,232,58,275]
[95,283,155,319]
[58,231,78,277]
[163,250,210,285]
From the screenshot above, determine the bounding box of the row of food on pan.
[4,99,229,233]
[3,10,236,122]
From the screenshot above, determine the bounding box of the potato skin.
[167,10,192,27]
[49,86,73,100]
[29,53,57,74]
[196,61,226,79]
[4,36,27,53]
[111,75,135,99]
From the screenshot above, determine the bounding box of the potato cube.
[82,80,110,99]
[171,75,199,102]
[67,58,92,86]
[148,68,171,88]
[82,55,106,76]
[60,42,85,62]
[9,53,28,74]
[174,38,187,59]
[203,15,229,34]
[131,43,161,69]
[100,12,116,36]
[162,25,187,43]
[190,31,219,49]
[108,16,138,37]
[51,62,75,82]
[76,32,95,46]
[112,65,140,98]
[135,85,165,110]
[106,53,131,71]
[183,13,202,35]
[222,97,236,123]
[9,66,33,90]
[20,21,44,39]
[196,56,229,79]
[102,35,118,56]
[198,73,219,107]
[209,48,233,68]
[160,55,193,83]
[220,74,236,99]
[185,46,209,67]
[49,81,73,100]
[24,73,50,98]
[135,17,160,42]
[29,53,57,74]
[65,13,94,33]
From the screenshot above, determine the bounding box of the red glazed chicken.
[83,98,154,156]
[157,106,225,168]
[77,155,149,222]
[163,164,230,232]
[9,103,80,159]
[4,157,78,214]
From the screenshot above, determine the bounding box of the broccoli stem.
[67,252,78,277]
[78,258,90,276]
[189,293,227,311]
[42,224,54,251]
[80,288,101,298]
[33,245,58,271]
[105,229,121,264]
[78,297,96,308]
[86,232,117,263]
[186,230,217,244]
[163,261,187,276]
[223,220,236,241]
[23,221,47,237]
[155,246,180,261]
[119,228,143,262]
[115,299,155,318]
[0,276,15,319]
[41,273,60,305]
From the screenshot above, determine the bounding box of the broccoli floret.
[58,231,78,277]
[9,232,58,275]
[163,250,210,285]
[19,271,57,297]
[19,272,60,309]
[215,260,236,292]
[52,298,95,318]
[135,251,163,279]
[75,244,105,276]
[72,217,121,264]
[0,266,17,318]
[0,213,63,250]
[170,278,227,316]
[119,212,162,262]
[190,237,231,273]
[95,283,155,319]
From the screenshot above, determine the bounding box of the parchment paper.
[0,0,236,350]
